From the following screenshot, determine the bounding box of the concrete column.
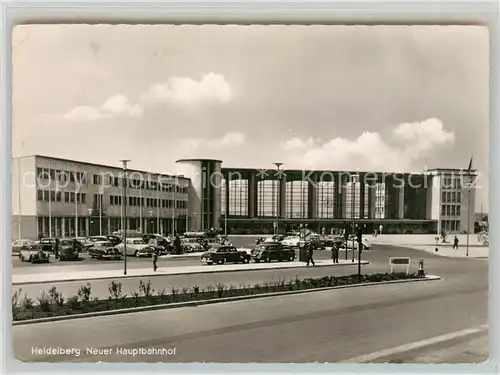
[367,182,376,219]
[248,173,257,218]
[359,178,366,219]
[61,218,66,237]
[308,173,318,219]
[225,177,230,217]
[85,218,89,236]
[279,177,286,218]
[398,185,405,219]
[341,185,347,219]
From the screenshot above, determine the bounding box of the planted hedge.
[12,272,423,321]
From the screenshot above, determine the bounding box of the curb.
[12,275,441,326]
[12,261,371,286]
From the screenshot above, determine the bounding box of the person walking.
[174,235,182,255]
[152,251,158,272]
[54,237,60,260]
[306,243,315,266]
[331,242,339,263]
[453,235,459,250]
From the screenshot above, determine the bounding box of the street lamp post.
[156,175,160,234]
[351,175,358,263]
[273,162,284,235]
[87,208,93,237]
[119,159,130,276]
[466,174,473,257]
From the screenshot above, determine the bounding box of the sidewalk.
[12,259,369,285]
[369,234,487,247]
[411,245,489,259]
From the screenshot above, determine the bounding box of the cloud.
[281,137,316,150]
[181,132,246,151]
[61,95,143,122]
[142,73,232,104]
[282,118,455,171]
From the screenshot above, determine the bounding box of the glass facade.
[285,181,308,218]
[257,180,279,217]
[316,181,335,218]
[228,179,248,216]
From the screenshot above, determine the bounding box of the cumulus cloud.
[182,132,246,151]
[282,118,455,171]
[142,73,232,104]
[61,95,143,122]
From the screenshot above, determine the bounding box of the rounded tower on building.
[175,159,223,232]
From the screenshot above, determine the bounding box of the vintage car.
[88,241,122,260]
[12,239,39,255]
[181,238,204,253]
[251,243,296,263]
[39,238,56,253]
[115,238,154,257]
[74,237,94,251]
[88,235,122,246]
[200,245,251,265]
[146,238,168,255]
[341,235,372,250]
[281,236,300,248]
[58,239,80,261]
[18,242,50,263]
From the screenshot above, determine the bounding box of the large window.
[374,183,385,219]
[317,181,335,218]
[220,178,226,214]
[228,179,248,216]
[345,182,361,219]
[257,180,279,217]
[285,181,308,219]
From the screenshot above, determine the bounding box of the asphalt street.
[12,242,488,300]
[13,267,488,363]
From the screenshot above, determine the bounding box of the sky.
[12,24,489,211]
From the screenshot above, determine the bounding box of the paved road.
[13,266,487,363]
[12,244,487,304]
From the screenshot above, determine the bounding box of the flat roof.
[176,158,223,163]
[16,155,190,180]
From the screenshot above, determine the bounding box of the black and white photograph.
[10,24,489,363]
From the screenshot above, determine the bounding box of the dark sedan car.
[251,243,296,263]
[200,245,251,265]
[39,238,56,253]
[58,239,80,261]
[88,241,122,260]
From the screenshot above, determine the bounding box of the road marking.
[340,324,488,363]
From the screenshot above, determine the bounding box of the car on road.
[88,241,122,260]
[281,236,300,248]
[181,238,204,253]
[89,235,123,246]
[115,238,154,257]
[145,238,168,255]
[75,237,94,251]
[39,238,56,253]
[251,243,296,262]
[57,239,80,261]
[341,236,372,250]
[200,245,251,265]
[18,243,50,264]
[12,239,39,255]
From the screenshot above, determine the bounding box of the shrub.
[77,283,92,304]
[12,289,22,319]
[67,296,80,309]
[216,283,226,298]
[157,288,168,303]
[170,287,179,302]
[138,280,154,298]
[48,287,65,307]
[21,294,34,310]
[108,281,124,301]
[37,292,52,312]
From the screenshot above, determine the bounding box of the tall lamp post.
[119,159,130,275]
[87,208,93,237]
[273,162,284,235]
[351,175,358,263]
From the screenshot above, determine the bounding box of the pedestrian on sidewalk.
[331,243,339,263]
[306,243,315,266]
[152,251,158,272]
[54,238,60,260]
[453,236,459,250]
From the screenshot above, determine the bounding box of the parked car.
[143,234,170,249]
[58,239,80,261]
[19,243,50,263]
[74,237,94,251]
[200,245,251,265]
[146,239,168,255]
[115,238,154,257]
[181,238,204,253]
[12,239,39,255]
[251,243,296,262]
[281,236,300,248]
[341,236,372,250]
[39,238,56,253]
[88,241,122,260]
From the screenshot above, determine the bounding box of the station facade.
[12,156,477,240]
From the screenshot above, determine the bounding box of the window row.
[441,220,461,232]
[37,190,87,204]
[36,167,188,193]
[441,191,462,203]
[442,177,465,190]
[441,204,461,217]
[108,195,187,209]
